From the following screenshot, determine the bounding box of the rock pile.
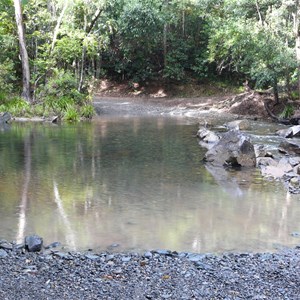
[197,122,300,193]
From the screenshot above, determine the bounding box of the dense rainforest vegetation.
[0,0,299,120]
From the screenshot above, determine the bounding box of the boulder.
[276,125,300,138]
[204,130,256,167]
[0,112,11,124]
[256,157,277,167]
[225,119,251,130]
[278,140,300,155]
[254,144,273,159]
[197,127,219,142]
[197,127,220,149]
[25,235,43,252]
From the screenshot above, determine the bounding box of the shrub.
[80,104,95,119]
[63,106,80,122]
[1,97,30,116]
[279,104,294,119]
[36,69,86,104]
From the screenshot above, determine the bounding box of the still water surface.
[0,116,300,253]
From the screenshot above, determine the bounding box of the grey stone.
[0,112,11,124]
[155,249,171,256]
[0,242,13,250]
[121,256,131,262]
[187,253,206,262]
[85,253,99,260]
[25,235,43,252]
[289,157,300,166]
[205,130,256,167]
[290,232,300,237]
[144,251,153,258]
[278,140,300,155]
[276,125,300,138]
[0,249,8,258]
[256,157,277,167]
[226,119,251,130]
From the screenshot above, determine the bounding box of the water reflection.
[0,117,300,253]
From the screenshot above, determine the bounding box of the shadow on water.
[0,114,300,253]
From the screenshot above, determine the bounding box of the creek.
[1,104,300,253]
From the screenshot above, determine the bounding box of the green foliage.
[279,104,294,119]
[0,96,30,116]
[80,104,95,119]
[1,0,300,109]
[37,69,85,103]
[63,106,80,122]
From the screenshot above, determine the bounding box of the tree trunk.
[273,77,279,104]
[163,23,167,69]
[293,0,300,100]
[50,0,69,55]
[13,0,31,102]
[296,35,300,99]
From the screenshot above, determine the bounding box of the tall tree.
[13,0,31,102]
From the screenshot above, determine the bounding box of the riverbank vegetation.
[1,0,300,120]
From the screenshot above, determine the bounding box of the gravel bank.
[1,245,300,299]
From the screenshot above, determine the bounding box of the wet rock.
[106,254,115,261]
[289,157,300,166]
[25,235,43,252]
[187,253,206,262]
[197,127,220,147]
[121,256,131,262]
[254,145,273,159]
[226,119,251,130]
[278,140,300,155]
[256,157,277,167]
[0,112,11,124]
[144,251,153,259]
[154,249,172,256]
[261,165,292,180]
[204,130,256,167]
[45,242,61,249]
[85,253,99,260]
[290,232,300,237]
[53,251,72,260]
[0,241,13,250]
[0,249,8,258]
[276,125,300,138]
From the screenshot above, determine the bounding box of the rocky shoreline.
[0,237,300,299]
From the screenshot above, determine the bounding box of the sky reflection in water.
[0,117,300,253]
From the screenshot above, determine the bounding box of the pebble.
[0,249,8,258]
[144,251,153,258]
[121,256,131,262]
[0,239,300,299]
[85,253,99,260]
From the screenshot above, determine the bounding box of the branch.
[50,0,69,54]
[86,8,103,35]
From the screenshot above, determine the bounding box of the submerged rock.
[225,119,251,130]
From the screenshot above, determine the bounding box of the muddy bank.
[0,241,300,299]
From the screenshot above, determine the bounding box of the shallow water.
[0,116,300,253]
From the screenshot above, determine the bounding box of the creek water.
[1,114,300,253]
